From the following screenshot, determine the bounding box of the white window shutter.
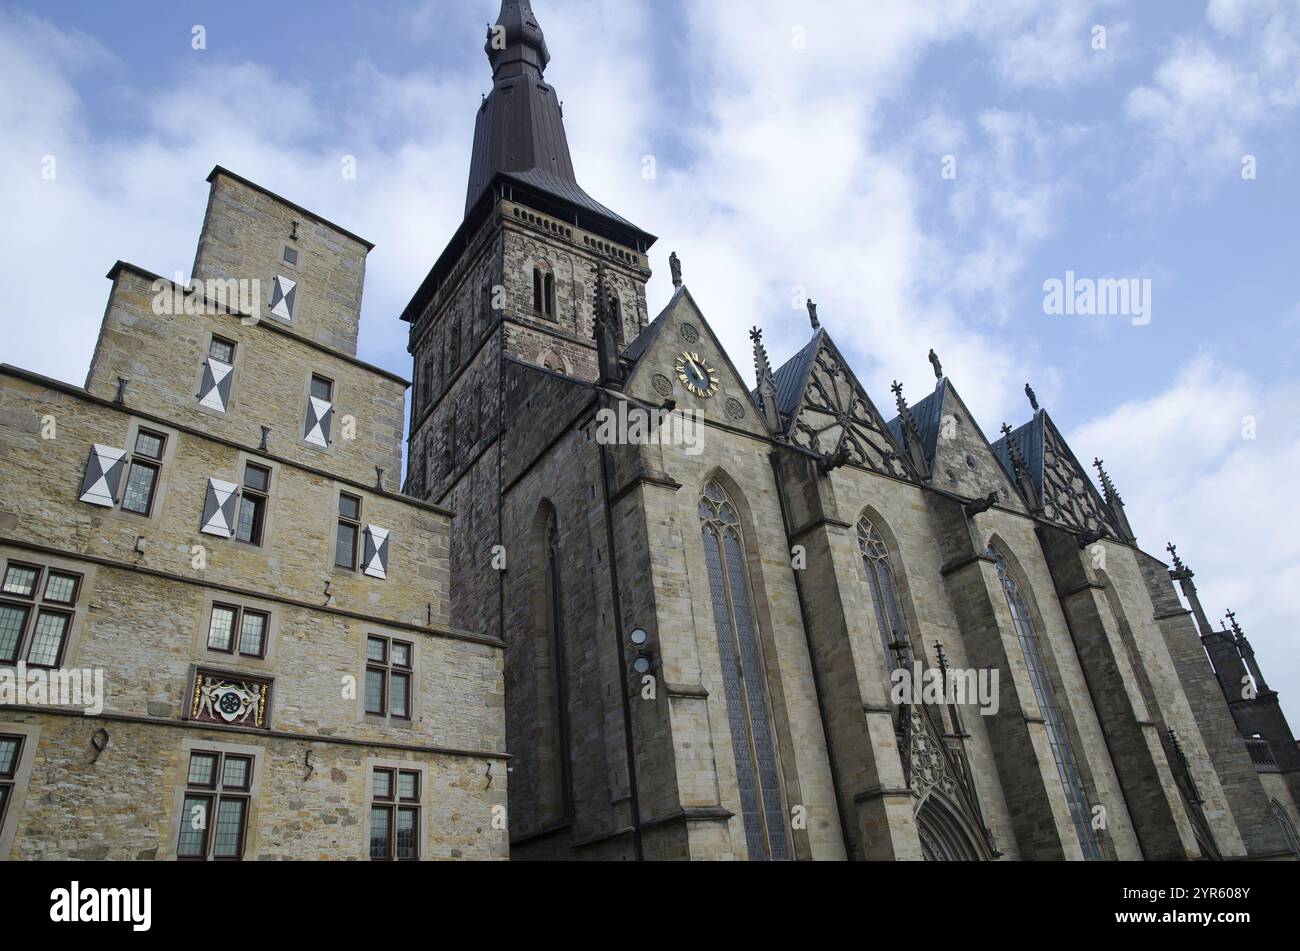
[270,275,297,321]
[363,526,390,580]
[78,444,127,507]
[198,358,234,412]
[201,479,239,538]
[305,398,334,448]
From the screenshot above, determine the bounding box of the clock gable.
[622,286,769,437]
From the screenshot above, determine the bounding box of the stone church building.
[401,1,1300,861]
[1,0,1298,862]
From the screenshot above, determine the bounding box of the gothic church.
[403,0,1300,861]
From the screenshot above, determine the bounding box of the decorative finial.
[1226,610,1243,638]
[929,349,943,380]
[1000,422,1014,439]
[807,299,821,332]
[1166,543,1186,573]
[1025,383,1039,412]
[751,326,773,379]
[669,252,682,288]
[1093,458,1123,505]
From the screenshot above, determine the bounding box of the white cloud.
[1124,0,1300,196]
[1070,354,1300,725]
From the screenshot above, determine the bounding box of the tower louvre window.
[533,265,556,319]
[698,480,790,861]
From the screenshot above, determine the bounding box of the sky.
[0,0,1297,724]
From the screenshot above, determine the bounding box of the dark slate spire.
[486,0,551,79]
[464,0,650,245]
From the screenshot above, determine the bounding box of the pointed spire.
[1025,383,1040,412]
[485,0,550,79]
[1093,459,1121,504]
[928,349,944,380]
[892,381,929,478]
[751,326,781,433]
[1001,422,1040,511]
[807,299,821,332]
[1094,458,1136,544]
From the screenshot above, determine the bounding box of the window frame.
[208,336,237,365]
[0,559,83,670]
[176,749,254,861]
[120,428,167,517]
[235,462,271,548]
[205,603,270,660]
[310,374,334,403]
[364,635,413,721]
[336,493,363,571]
[369,766,421,861]
[0,734,24,831]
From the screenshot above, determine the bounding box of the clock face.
[675,351,719,398]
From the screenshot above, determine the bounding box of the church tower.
[403,0,656,623]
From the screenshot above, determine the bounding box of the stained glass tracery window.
[989,545,1103,861]
[699,480,790,861]
[857,518,908,673]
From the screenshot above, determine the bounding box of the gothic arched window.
[544,514,574,819]
[448,319,461,375]
[1274,799,1300,859]
[989,544,1103,861]
[699,480,790,861]
[857,517,908,673]
[443,411,457,474]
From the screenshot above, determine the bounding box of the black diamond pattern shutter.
[78,444,127,507]
[200,479,239,538]
[363,526,390,580]
[198,358,234,412]
[270,275,297,321]
[305,398,333,448]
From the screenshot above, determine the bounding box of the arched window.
[699,480,790,861]
[989,544,1103,861]
[448,319,461,374]
[545,515,574,819]
[917,795,980,862]
[857,517,908,673]
[1274,799,1300,859]
[443,410,457,474]
[532,264,556,319]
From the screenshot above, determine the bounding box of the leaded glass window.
[989,545,1103,861]
[177,749,252,860]
[370,767,420,861]
[699,480,790,861]
[857,517,909,673]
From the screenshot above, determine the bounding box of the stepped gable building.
[403,0,1300,861]
[0,168,507,860]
